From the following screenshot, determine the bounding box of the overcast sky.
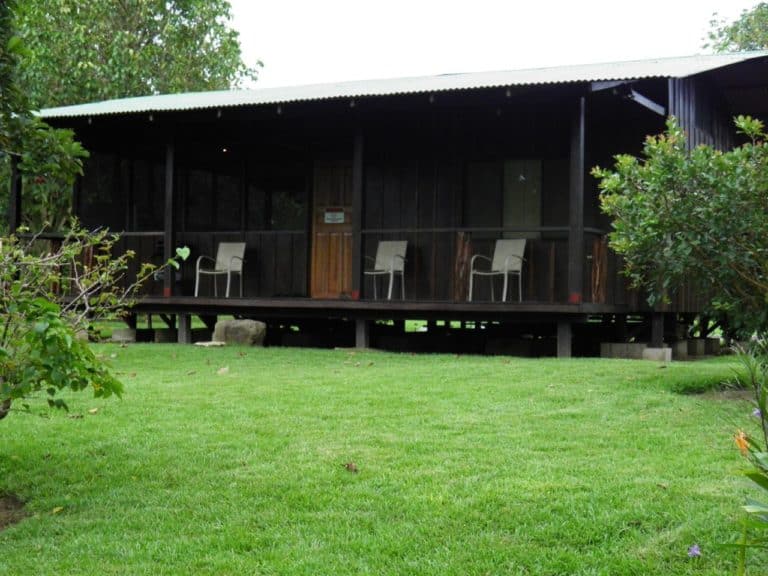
[228,0,758,88]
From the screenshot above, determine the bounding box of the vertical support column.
[568,96,586,304]
[8,154,22,234]
[163,141,175,297]
[557,321,572,358]
[355,318,370,349]
[177,313,192,344]
[351,121,364,300]
[651,313,664,348]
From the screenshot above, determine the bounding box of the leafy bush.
[594,116,768,338]
[0,224,186,419]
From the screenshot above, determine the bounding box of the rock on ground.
[213,319,266,346]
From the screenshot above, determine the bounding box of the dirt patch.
[0,493,27,531]
[704,388,752,401]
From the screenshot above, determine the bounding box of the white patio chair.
[364,241,407,300]
[468,239,526,302]
[194,242,245,298]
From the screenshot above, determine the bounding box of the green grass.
[0,347,760,575]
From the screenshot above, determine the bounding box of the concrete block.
[671,340,688,360]
[688,339,707,356]
[600,342,647,359]
[111,328,136,343]
[705,338,722,355]
[642,347,672,362]
[625,343,647,360]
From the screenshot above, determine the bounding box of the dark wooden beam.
[351,120,365,300]
[567,96,586,304]
[178,313,192,344]
[163,141,175,297]
[355,318,370,348]
[651,313,664,347]
[8,154,21,234]
[557,321,572,358]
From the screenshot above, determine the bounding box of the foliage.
[13,0,260,109]
[732,340,768,575]
[594,116,768,337]
[707,3,768,52]
[0,223,187,419]
[0,0,89,233]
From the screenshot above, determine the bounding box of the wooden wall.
[669,77,735,150]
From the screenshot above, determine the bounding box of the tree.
[0,0,89,232]
[707,3,768,52]
[1,0,260,233]
[13,0,260,109]
[593,116,768,337]
[1,0,188,421]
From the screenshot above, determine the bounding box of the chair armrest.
[470,254,492,271]
[196,255,215,270]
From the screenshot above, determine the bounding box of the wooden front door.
[310,161,353,298]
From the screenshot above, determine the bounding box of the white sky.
[228,0,757,88]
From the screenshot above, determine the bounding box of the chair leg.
[490,279,495,302]
[213,275,218,298]
[373,277,377,300]
[401,272,405,300]
[194,273,200,297]
[518,273,522,303]
[387,271,394,300]
[468,273,473,302]
[226,271,231,298]
[240,272,243,297]
[502,273,509,302]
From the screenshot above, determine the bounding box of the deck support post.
[651,313,664,348]
[163,141,175,297]
[557,321,572,358]
[8,154,21,234]
[355,318,370,349]
[178,313,192,344]
[351,122,364,299]
[568,96,586,304]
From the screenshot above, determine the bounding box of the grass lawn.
[0,346,761,575]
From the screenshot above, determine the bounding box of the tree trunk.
[0,399,11,420]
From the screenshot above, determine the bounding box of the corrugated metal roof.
[40,51,768,119]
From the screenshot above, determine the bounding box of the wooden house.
[15,52,768,355]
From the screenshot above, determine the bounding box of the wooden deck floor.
[135,296,630,322]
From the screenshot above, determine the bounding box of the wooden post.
[355,318,370,349]
[557,321,572,358]
[567,96,586,304]
[8,154,21,234]
[351,122,364,299]
[178,313,192,344]
[163,141,175,297]
[651,313,664,348]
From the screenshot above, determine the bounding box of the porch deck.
[134,295,628,322]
